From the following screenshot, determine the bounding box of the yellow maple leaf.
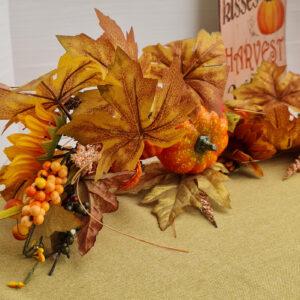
[57,8,138,67]
[57,33,115,70]
[0,53,103,127]
[59,48,196,180]
[140,30,227,114]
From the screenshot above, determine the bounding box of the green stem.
[194,135,217,154]
[23,261,39,285]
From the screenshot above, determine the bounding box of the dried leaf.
[198,192,217,228]
[95,9,138,60]
[119,162,176,194]
[33,206,82,238]
[59,48,195,180]
[77,193,103,256]
[141,168,230,230]
[283,155,300,180]
[227,62,300,113]
[210,162,229,174]
[77,176,123,255]
[195,169,231,208]
[140,30,227,114]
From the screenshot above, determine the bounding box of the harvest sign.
[219,0,286,98]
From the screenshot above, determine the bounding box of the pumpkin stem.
[194,136,217,153]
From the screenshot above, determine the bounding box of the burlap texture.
[0,155,299,299]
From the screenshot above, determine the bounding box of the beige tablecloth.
[0,156,300,300]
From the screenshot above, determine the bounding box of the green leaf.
[226,111,240,133]
[0,206,22,220]
[38,113,66,161]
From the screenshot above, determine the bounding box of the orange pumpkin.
[141,140,163,159]
[257,0,285,35]
[158,106,228,174]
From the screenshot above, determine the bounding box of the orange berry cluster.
[13,161,68,240]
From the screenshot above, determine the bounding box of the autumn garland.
[0,9,300,289]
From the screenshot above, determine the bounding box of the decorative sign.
[219,0,287,98]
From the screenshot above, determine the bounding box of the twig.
[23,261,39,285]
[48,252,61,276]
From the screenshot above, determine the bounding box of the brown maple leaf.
[225,62,300,167]
[59,47,196,180]
[77,172,132,255]
[227,61,300,113]
[140,30,227,114]
[95,9,138,60]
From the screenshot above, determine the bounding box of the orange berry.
[45,181,55,193]
[43,161,51,171]
[61,177,68,185]
[20,216,33,227]
[50,190,60,201]
[51,197,61,206]
[13,224,29,235]
[39,208,46,216]
[34,177,47,189]
[55,177,62,185]
[29,201,41,207]
[33,215,44,225]
[12,224,28,240]
[37,169,48,178]
[55,185,64,195]
[34,191,46,202]
[41,202,50,212]
[47,175,56,183]
[30,205,41,217]
[25,185,37,197]
[22,205,31,216]
[50,161,61,173]
[50,191,61,205]
[58,167,68,178]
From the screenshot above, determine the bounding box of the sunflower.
[0,104,58,194]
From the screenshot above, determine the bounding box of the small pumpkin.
[158,106,228,174]
[141,140,163,159]
[257,0,285,35]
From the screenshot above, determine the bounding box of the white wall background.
[0,0,300,164]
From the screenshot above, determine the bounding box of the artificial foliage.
[0,9,299,289]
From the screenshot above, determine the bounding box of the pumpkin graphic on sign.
[257,0,285,35]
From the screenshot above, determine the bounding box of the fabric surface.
[0,155,299,300]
